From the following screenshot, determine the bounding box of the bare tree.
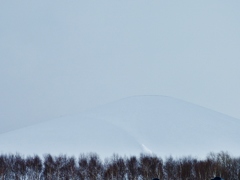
[150,156,164,180]
[103,154,126,180]
[138,154,152,180]
[164,156,177,180]
[26,155,42,180]
[206,152,220,178]
[177,157,194,180]
[126,156,138,180]
[8,154,26,180]
[64,156,77,180]
[87,153,103,180]
[43,154,56,180]
[77,153,103,180]
[77,154,88,180]
[1,152,240,179]
[0,154,9,180]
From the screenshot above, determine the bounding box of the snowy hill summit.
[0,95,240,158]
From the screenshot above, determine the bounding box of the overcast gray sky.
[1,0,240,132]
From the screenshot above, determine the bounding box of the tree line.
[0,151,240,180]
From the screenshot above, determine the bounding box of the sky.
[0,0,240,132]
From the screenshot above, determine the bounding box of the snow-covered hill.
[0,96,240,158]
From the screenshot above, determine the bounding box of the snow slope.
[0,116,142,158]
[0,96,240,158]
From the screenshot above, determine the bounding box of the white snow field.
[0,96,240,158]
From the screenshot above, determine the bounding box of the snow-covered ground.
[0,96,240,158]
